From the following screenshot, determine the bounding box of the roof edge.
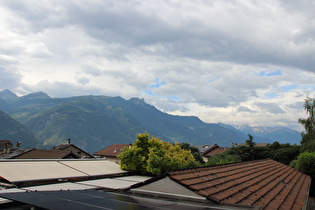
[303,177,312,210]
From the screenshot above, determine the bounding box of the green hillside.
[0,110,40,148]
[0,90,301,153]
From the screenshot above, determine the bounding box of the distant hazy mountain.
[0,89,18,100]
[0,89,302,153]
[0,110,40,148]
[235,124,302,145]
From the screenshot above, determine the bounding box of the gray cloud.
[3,1,315,72]
[1,0,314,131]
[0,68,22,91]
[237,106,256,113]
[254,102,285,114]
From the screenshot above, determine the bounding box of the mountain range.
[0,89,302,153]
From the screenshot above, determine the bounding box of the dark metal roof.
[167,159,311,209]
[0,189,226,210]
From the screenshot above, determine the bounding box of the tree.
[118,132,198,175]
[271,145,300,165]
[178,142,204,163]
[299,97,315,152]
[245,134,256,159]
[245,134,255,148]
[147,141,198,175]
[295,152,315,196]
[296,152,315,177]
[205,153,241,166]
[117,133,151,174]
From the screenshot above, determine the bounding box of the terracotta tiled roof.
[167,159,311,209]
[204,147,230,157]
[13,149,79,159]
[93,144,132,157]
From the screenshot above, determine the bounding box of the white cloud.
[0,0,315,131]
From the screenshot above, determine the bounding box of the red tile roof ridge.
[234,164,296,206]
[189,161,289,194]
[290,174,311,210]
[182,160,282,190]
[167,159,312,210]
[232,166,297,206]
[169,159,276,182]
[222,165,295,205]
[249,167,301,208]
[197,165,290,203]
[263,170,304,209]
[129,159,311,209]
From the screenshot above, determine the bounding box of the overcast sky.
[1,0,315,131]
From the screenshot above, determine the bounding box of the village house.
[203,146,230,159]
[194,144,230,162]
[52,139,94,159]
[93,143,132,163]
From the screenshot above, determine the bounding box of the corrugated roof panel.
[59,160,127,176]
[22,182,97,191]
[0,188,26,193]
[0,161,87,183]
[113,175,152,182]
[77,178,138,189]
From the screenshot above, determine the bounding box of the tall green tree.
[118,132,198,175]
[205,153,241,166]
[245,134,256,159]
[299,97,315,152]
[179,142,204,163]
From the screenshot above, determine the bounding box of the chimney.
[114,144,117,153]
[16,141,21,148]
[67,139,71,144]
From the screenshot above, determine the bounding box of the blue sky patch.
[167,95,183,102]
[145,77,165,96]
[257,70,282,77]
[281,84,298,92]
[264,92,278,99]
[208,76,220,84]
[150,77,166,88]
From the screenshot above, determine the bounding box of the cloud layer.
[1,0,315,131]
